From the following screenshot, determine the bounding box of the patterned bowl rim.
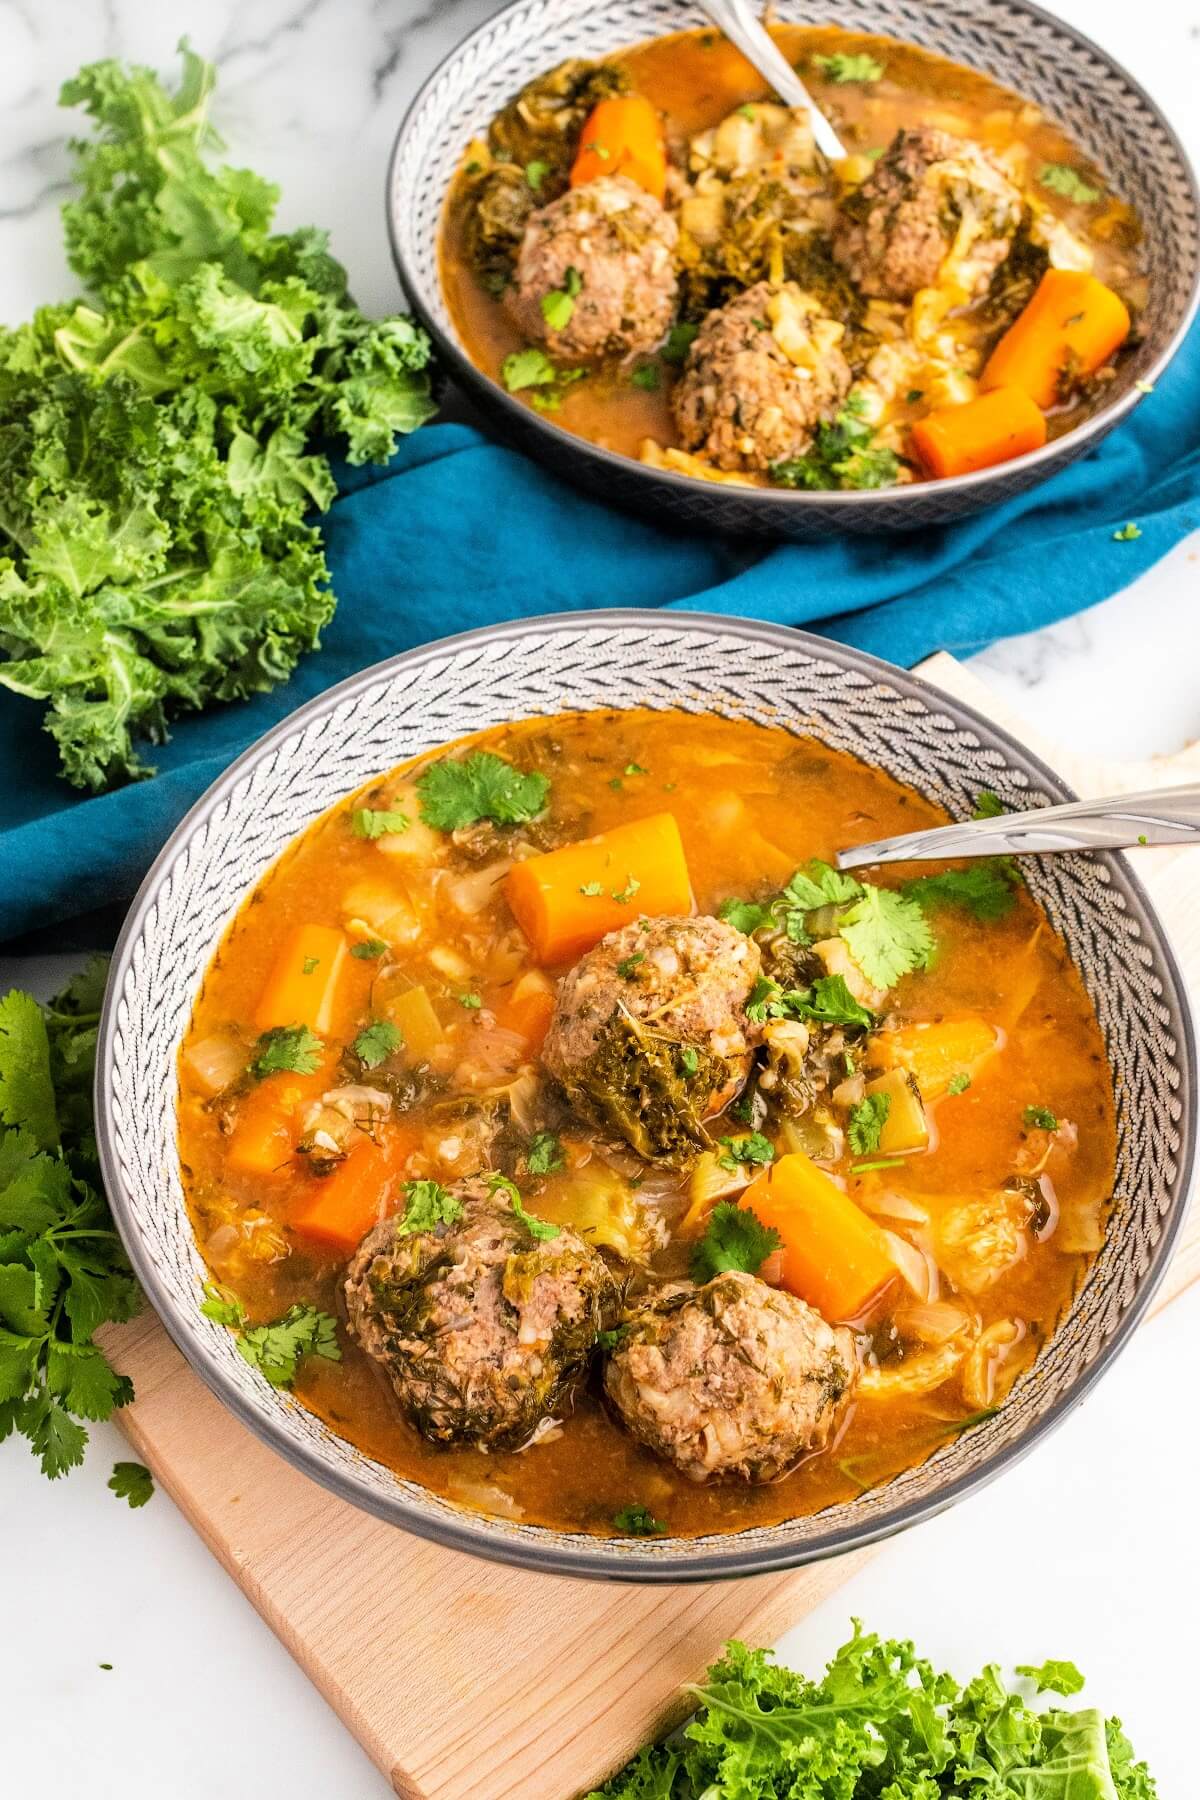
[96,611,1197,1582]
[385,0,1200,516]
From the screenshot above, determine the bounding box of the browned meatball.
[505,173,679,359]
[671,281,852,473]
[604,1272,857,1482]
[542,915,761,1161]
[833,127,1023,302]
[343,1178,613,1452]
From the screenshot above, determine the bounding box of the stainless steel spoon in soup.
[836,784,1200,869]
[693,0,847,158]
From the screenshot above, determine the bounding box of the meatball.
[343,1178,613,1452]
[505,174,679,359]
[671,281,852,472]
[604,1272,857,1482]
[543,915,761,1161]
[833,127,1023,302]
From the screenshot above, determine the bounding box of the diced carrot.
[226,1074,326,1178]
[911,386,1047,480]
[255,924,348,1035]
[495,986,556,1053]
[289,1127,419,1256]
[505,812,692,965]
[569,94,667,202]
[874,1018,1002,1101]
[981,269,1131,409]
[741,1152,899,1323]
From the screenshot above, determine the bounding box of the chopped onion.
[856,1188,929,1225]
[894,1300,973,1346]
[881,1229,938,1302]
[446,1476,525,1521]
[183,1031,247,1097]
[446,860,512,918]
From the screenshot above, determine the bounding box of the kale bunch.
[0,44,435,791]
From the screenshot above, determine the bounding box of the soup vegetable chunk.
[440,27,1145,488]
[179,711,1116,1538]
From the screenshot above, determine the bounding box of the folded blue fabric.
[2,316,1198,942]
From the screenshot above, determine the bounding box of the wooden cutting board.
[101,652,1200,1800]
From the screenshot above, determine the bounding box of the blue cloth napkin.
[2,316,1198,943]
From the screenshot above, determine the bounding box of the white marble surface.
[2,3,1198,1795]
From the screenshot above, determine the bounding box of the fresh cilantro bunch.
[588,1623,1158,1798]
[0,43,435,792]
[0,959,143,1477]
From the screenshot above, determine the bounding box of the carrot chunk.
[254,924,348,1036]
[289,1129,418,1256]
[981,269,1131,409]
[226,1074,325,1178]
[741,1152,899,1323]
[505,812,692,964]
[494,976,557,1052]
[911,386,1047,480]
[569,94,667,202]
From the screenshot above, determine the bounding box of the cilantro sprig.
[771,393,900,492]
[417,750,550,832]
[396,1178,463,1236]
[847,1091,890,1155]
[201,1285,340,1387]
[725,861,934,994]
[248,1024,323,1079]
[0,962,143,1479]
[689,1203,781,1282]
[350,1019,403,1070]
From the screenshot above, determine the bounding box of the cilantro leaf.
[847,1091,891,1155]
[1040,162,1101,203]
[718,896,775,935]
[524,159,550,192]
[772,394,900,491]
[689,1203,781,1282]
[491,1172,561,1240]
[502,346,559,391]
[580,880,605,896]
[109,1459,154,1508]
[904,861,1019,921]
[397,1178,463,1236]
[947,1071,972,1096]
[838,885,935,989]
[780,860,863,911]
[350,938,387,960]
[200,1281,246,1328]
[351,1019,403,1069]
[0,991,59,1152]
[527,1131,565,1175]
[0,46,433,792]
[235,1304,341,1387]
[612,1504,667,1537]
[616,953,645,979]
[1017,1660,1087,1696]
[662,321,698,364]
[718,1133,775,1173]
[417,751,550,831]
[1023,1104,1059,1131]
[540,265,583,331]
[248,1024,322,1078]
[794,975,875,1030]
[813,50,885,81]
[975,789,1006,818]
[1113,521,1142,542]
[351,807,410,839]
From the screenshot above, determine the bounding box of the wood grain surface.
[102,653,1199,1800]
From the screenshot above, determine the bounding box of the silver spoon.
[836,784,1200,870]
[694,0,847,160]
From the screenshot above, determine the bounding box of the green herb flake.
[813,51,885,82]
[579,881,605,896]
[850,1157,904,1174]
[248,1024,323,1079]
[847,1091,891,1155]
[904,862,1019,922]
[616,953,645,979]
[1023,1103,1059,1131]
[596,1325,628,1352]
[679,1046,700,1077]
[457,991,483,1010]
[718,1132,775,1173]
[612,1503,667,1536]
[501,346,559,392]
[200,1281,245,1328]
[771,392,899,491]
[417,750,549,830]
[624,763,648,775]
[736,103,756,120]
[662,321,699,364]
[397,1178,463,1236]
[526,1131,565,1175]
[974,789,1007,819]
[235,1304,341,1387]
[1113,521,1142,541]
[351,1020,403,1069]
[540,265,583,332]
[524,158,550,191]
[611,873,641,905]
[630,363,661,391]
[351,807,410,839]
[301,956,319,975]
[490,1172,561,1239]
[350,938,387,960]
[690,1202,782,1282]
[947,1071,972,1096]
[1040,162,1101,203]
[108,1459,154,1508]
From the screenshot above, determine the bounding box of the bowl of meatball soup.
[97,613,1195,1579]
[388,0,1199,535]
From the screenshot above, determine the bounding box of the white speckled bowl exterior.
[387,0,1200,536]
[98,614,1194,1580]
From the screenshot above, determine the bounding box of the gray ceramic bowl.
[387,0,1200,537]
[97,614,1194,1580]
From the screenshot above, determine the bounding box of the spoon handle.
[836,784,1200,869]
[693,0,847,159]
